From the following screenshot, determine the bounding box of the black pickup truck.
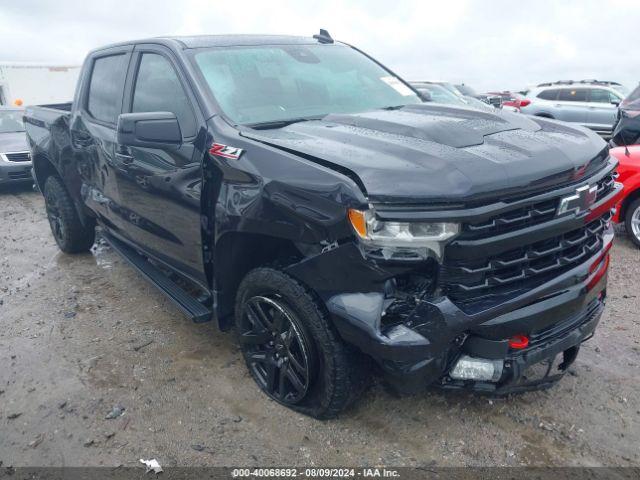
[24,30,622,418]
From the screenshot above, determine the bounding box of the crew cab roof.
[92,34,323,53]
[165,35,320,48]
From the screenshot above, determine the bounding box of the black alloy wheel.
[239,295,313,404]
[44,185,65,244]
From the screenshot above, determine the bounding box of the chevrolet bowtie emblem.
[557,184,598,216]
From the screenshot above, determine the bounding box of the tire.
[234,268,368,419]
[624,198,640,248]
[43,175,95,253]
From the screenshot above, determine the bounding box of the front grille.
[441,211,612,304]
[5,152,31,162]
[462,171,617,240]
[596,171,616,201]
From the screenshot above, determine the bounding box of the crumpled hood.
[0,131,29,154]
[242,103,608,204]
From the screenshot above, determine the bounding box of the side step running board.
[103,234,212,323]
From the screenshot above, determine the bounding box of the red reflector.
[508,334,529,349]
[587,253,610,292]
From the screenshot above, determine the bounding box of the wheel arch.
[31,152,58,192]
[620,187,640,223]
[213,231,304,330]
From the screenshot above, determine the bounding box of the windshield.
[612,84,630,97]
[0,110,25,133]
[192,44,421,126]
[621,84,640,109]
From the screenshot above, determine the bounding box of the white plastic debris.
[140,458,163,474]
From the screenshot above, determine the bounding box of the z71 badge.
[209,143,244,160]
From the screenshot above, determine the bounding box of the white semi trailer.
[0,63,80,107]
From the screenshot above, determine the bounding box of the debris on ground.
[133,340,154,352]
[7,412,22,420]
[28,434,44,449]
[140,458,163,474]
[105,405,125,420]
[191,444,205,452]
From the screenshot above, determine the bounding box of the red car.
[486,91,530,111]
[610,145,640,246]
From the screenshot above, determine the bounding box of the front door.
[113,46,207,286]
[586,89,620,132]
[554,88,589,124]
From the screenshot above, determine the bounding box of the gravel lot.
[1,183,639,468]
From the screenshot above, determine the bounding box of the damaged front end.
[284,162,620,395]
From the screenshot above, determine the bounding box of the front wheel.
[43,175,95,253]
[625,198,640,248]
[234,268,368,419]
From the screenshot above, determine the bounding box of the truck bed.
[25,102,72,128]
[24,102,74,191]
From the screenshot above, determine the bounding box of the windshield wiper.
[381,105,407,110]
[247,117,319,130]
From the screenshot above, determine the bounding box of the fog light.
[449,355,504,382]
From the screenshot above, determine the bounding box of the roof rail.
[537,79,623,87]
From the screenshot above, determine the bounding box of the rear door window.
[87,54,128,124]
[558,88,588,102]
[537,89,558,100]
[131,53,196,137]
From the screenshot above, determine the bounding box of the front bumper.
[442,295,604,395]
[286,230,611,394]
[0,153,33,184]
[284,169,619,395]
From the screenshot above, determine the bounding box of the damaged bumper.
[284,169,619,395]
[288,237,609,394]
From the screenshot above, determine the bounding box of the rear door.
[586,88,621,132]
[114,44,207,286]
[554,88,589,124]
[71,47,132,231]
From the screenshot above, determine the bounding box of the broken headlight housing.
[348,208,459,261]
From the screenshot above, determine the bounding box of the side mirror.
[117,112,182,148]
[611,100,620,107]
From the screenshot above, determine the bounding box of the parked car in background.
[521,80,627,136]
[611,83,640,147]
[610,145,640,247]
[411,82,518,113]
[455,84,502,107]
[486,91,527,111]
[0,106,31,185]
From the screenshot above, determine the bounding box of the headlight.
[348,208,459,261]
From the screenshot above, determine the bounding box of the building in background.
[0,63,80,106]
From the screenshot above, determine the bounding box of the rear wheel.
[235,268,368,419]
[624,198,640,248]
[43,176,95,253]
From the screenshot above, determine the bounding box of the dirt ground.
[1,183,639,468]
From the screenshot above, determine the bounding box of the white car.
[520,80,628,136]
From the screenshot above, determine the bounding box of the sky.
[0,0,637,93]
